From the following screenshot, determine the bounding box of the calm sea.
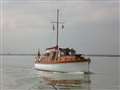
[0,56,119,90]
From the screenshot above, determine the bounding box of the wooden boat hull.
[34,62,89,73]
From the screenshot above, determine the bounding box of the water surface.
[0,56,119,90]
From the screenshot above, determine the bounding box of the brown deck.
[35,55,90,64]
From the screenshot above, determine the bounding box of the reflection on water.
[34,71,91,90]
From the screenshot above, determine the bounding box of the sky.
[0,0,119,54]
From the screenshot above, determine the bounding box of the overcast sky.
[0,0,119,54]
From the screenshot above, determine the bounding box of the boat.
[34,9,90,73]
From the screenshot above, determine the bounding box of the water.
[0,56,119,90]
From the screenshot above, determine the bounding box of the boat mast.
[56,9,59,49]
[52,9,64,49]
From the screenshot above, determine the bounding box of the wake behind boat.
[34,9,90,73]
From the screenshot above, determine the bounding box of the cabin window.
[60,48,76,56]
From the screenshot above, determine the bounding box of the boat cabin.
[42,47,76,59]
[35,46,90,64]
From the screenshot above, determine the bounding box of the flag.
[62,24,64,30]
[53,24,55,31]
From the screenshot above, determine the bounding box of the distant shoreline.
[0,53,120,57]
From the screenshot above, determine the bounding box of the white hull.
[34,62,89,73]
